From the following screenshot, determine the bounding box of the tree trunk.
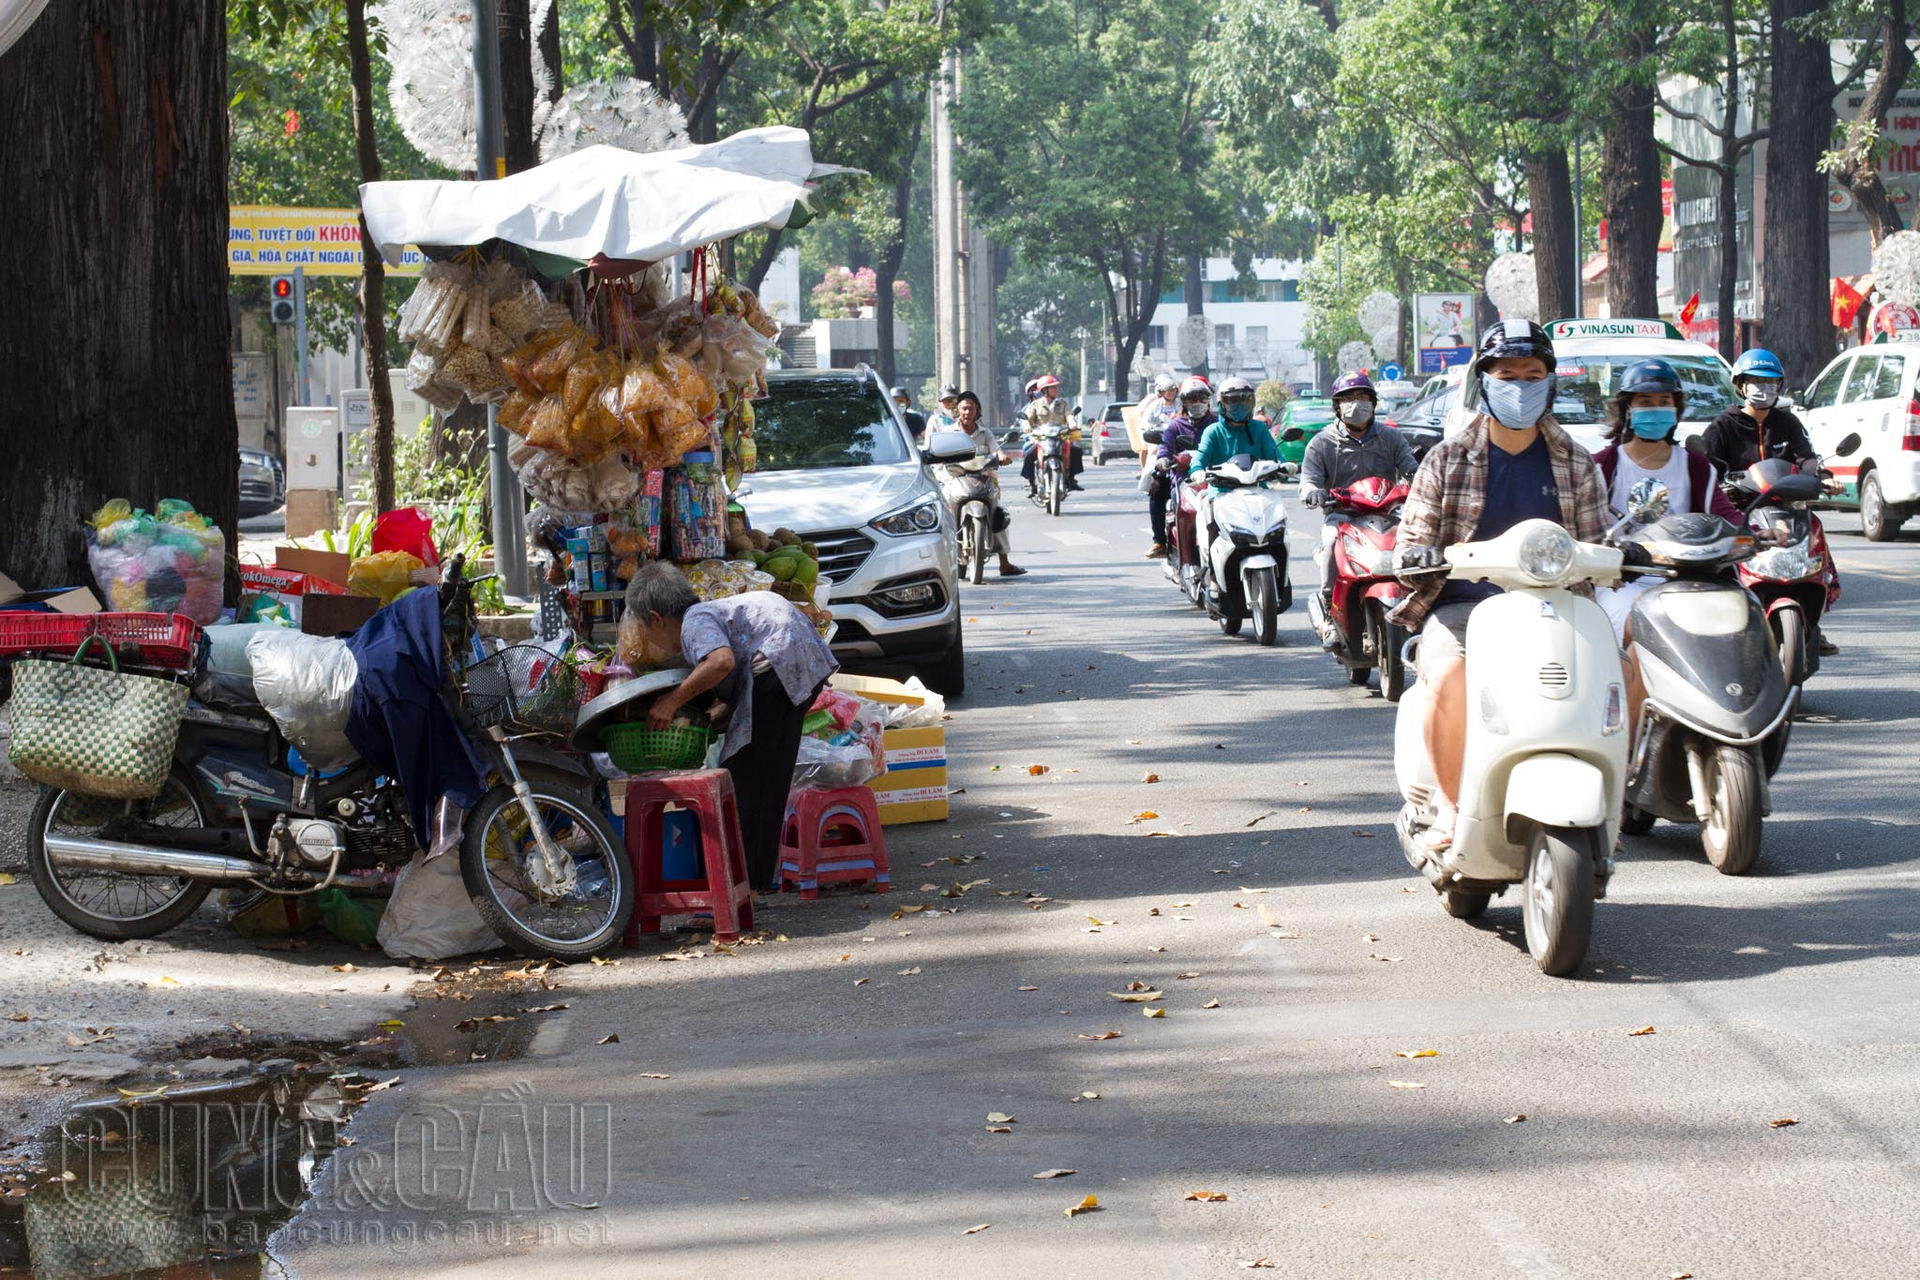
[1715,159,1740,356]
[1527,148,1578,321]
[872,107,924,391]
[1601,25,1662,319]
[498,0,538,174]
[743,230,785,294]
[609,0,657,85]
[1184,252,1207,378]
[1841,0,1913,248]
[346,0,396,515]
[0,1,235,587]
[1764,0,1836,388]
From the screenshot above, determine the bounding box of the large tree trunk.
[499,0,538,174]
[872,106,924,390]
[347,0,396,516]
[1764,0,1836,388]
[1601,26,1662,319]
[1840,0,1913,248]
[1527,149,1578,321]
[0,2,236,587]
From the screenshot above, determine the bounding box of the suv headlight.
[1517,526,1575,583]
[871,495,943,537]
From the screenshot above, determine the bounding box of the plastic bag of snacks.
[85,499,225,623]
[397,262,470,356]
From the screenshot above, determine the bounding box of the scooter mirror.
[1280,426,1305,443]
[1683,434,1707,455]
[1143,428,1164,445]
[1834,432,1862,458]
[922,431,980,465]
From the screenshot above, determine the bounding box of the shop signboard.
[1413,293,1474,375]
[229,206,424,277]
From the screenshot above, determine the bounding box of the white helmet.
[1153,373,1177,393]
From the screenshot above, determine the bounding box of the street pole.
[1573,136,1584,317]
[472,0,528,598]
[294,266,310,405]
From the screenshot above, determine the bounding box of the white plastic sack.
[892,677,945,729]
[246,630,359,770]
[376,847,502,960]
[195,623,284,706]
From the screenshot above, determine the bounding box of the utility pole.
[472,0,528,598]
[294,267,310,405]
[931,53,964,392]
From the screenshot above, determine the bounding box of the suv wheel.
[918,627,966,699]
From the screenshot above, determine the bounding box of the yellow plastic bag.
[348,551,426,604]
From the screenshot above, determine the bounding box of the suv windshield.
[1550,355,1738,425]
[753,377,915,470]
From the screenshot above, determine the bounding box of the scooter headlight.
[1749,546,1813,579]
[1517,525,1576,584]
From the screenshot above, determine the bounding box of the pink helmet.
[1034,374,1061,391]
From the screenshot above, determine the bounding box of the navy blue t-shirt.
[1438,433,1561,607]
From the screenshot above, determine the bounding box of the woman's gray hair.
[624,562,699,621]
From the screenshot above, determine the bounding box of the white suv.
[1799,339,1920,541]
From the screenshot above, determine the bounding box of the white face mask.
[1744,382,1780,409]
[1338,400,1374,427]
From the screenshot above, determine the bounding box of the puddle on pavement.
[0,1070,375,1279]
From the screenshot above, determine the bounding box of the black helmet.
[1470,320,1556,380]
[1618,358,1681,395]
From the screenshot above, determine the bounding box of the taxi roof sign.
[1547,317,1687,342]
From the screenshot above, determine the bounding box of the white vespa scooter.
[1193,454,1292,645]
[1393,519,1629,976]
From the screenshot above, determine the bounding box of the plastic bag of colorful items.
[792,688,888,789]
[84,499,226,622]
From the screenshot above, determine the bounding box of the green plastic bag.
[317,889,386,948]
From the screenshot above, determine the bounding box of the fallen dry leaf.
[1108,989,1163,1003]
[1202,999,1222,1010]
[1352,829,1376,838]
[854,978,870,987]
[1147,945,1167,953]
[1176,971,1201,979]
[1387,1080,1427,1090]
[963,1223,992,1235]
[455,1015,516,1031]
[332,963,358,974]
[1027,764,1050,776]
[1141,772,1160,784]
[1369,953,1405,963]
[637,1072,671,1080]
[1505,1114,1526,1124]
[1033,1168,1076,1179]
[1146,831,1177,838]
[153,976,181,989]
[987,1112,1016,1124]
[985,1125,1013,1134]
[897,967,922,976]
[1144,1006,1166,1019]
[1241,1260,1277,1270]
[1769,1117,1799,1129]
[522,1003,568,1014]
[1086,916,1110,926]
[1018,985,1039,992]
[3,1013,27,1023]
[1126,811,1160,824]
[596,1034,620,1045]
[1184,1190,1229,1203]
[1064,1194,1101,1218]
[0,873,14,886]
[1256,904,1279,928]
[1668,1273,1693,1279]
[1394,1049,1438,1059]
[1628,1026,1656,1037]
[1077,1031,1122,1041]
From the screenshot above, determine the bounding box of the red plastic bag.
[372,508,439,567]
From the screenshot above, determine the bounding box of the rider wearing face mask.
[1392,321,1624,853]
[1192,376,1280,490]
[1300,370,1419,607]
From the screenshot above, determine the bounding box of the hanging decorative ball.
[537,79,689,162]
[1337,340,1373,373]
[1871,230,1920,306]
[1371,324,1400,363]
[1484,252,1540,321]
[1356,290,1399,334]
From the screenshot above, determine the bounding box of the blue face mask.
[1223,401,1254,424]
[1628,406,1678,440]
[1482,376,1554,428]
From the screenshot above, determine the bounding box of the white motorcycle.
[1193,454,1291,645]
[938,452,1000,585]
[1393,519,1628,976]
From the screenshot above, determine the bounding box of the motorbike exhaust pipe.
[43,832,264,883]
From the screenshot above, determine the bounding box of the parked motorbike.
[1030,422,1071,517]
[1393,519,1628,976]
[1194,454,1292,644]
[1610,480,1792,875]
[21,563,634,959]
[1720,433,1859,688]
[1308,476,1413,700]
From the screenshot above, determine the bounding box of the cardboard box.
[238,564,349,625]
[0,571,99,614]
[285,489,338,540]
[871,725,949,825]
[275,546,352,590]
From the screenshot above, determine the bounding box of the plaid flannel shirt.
[1388,414,1612,630]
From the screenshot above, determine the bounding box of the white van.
[1798,337,1920,541]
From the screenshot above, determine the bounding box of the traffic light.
[269,276,297,324]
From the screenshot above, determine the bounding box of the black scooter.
[1614,480,1792,874]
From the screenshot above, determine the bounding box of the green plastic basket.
[601,722,714,772]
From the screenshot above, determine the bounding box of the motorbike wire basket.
[460,644,588,738]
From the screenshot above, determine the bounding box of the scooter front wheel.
[461,780,634,960]
[1522,826,1597,977]
[1700,745,1762,875]
[1774,607,1806,687]
[1249,569,1279,646]
[1374,604,1410,703]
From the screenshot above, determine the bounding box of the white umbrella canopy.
[359,126,852,269]
[0,0,54,59]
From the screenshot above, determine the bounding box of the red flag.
[1832,276,1866,329]
[1678,291,1700,326]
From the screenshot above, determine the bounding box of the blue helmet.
[1732,348,1785,381]
[1619,358,1681,395]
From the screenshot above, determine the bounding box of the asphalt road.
[259,462,1920,1278]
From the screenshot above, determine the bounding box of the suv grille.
[809,528,876,583]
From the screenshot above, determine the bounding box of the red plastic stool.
[777,786,891,898]
[622,769,755,944]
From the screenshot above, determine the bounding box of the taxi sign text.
[1548,317,1684,341]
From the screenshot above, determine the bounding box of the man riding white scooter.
[1301,370,1419,614]
[939,390,1026,578]
[1391,321,1644,855]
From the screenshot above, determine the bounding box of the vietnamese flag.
[1832,276,1866,329]
[1679,292,1700,326]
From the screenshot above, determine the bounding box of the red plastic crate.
[0,612,204,670]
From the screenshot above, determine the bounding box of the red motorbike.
[1160,451,1209,608]
[1307,475,1412,700]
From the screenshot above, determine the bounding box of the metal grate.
[1538,662,1570,690]
[808,528,876,584]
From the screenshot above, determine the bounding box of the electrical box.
[284,406,341,492]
